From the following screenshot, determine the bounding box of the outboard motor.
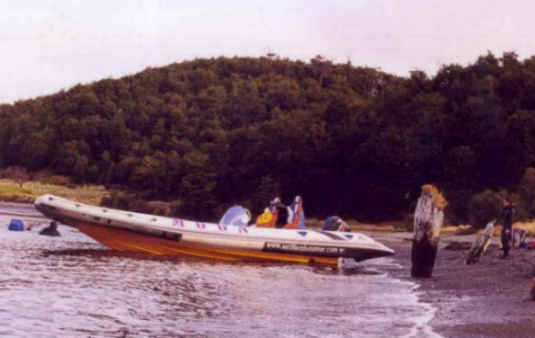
[322,216,350,232]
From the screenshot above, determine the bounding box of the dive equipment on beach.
[466,221,495,264]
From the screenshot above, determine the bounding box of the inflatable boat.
[34,194,394,267]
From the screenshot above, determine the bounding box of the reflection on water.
[0,203,439,338]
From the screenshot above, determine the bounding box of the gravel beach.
[374,232,535,338]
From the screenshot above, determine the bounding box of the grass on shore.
[0,179,109,205]
[305,217,400,232]
[441,225,474,235]
[512,221,535,236]
[443,222,535,237]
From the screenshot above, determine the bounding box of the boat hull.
[34,194,394,267]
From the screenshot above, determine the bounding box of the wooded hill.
[1,53,534,223]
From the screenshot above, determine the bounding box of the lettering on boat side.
[264,242,345,255]
[218,224,227,231]
[172,219,185,227]
[196,222,206,229]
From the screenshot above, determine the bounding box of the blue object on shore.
[8,219,24,231]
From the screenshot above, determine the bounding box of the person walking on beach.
[496,197,515,258]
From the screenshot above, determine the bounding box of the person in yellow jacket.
[255,196,304,229]
[256,208,274,227]
[256,196,286,227]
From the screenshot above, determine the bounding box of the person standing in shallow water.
[497,197,515,258]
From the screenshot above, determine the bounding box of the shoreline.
[373,232,535,338]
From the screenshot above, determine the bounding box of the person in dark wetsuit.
[39,221,61,237]
[270,197,289,228]
[497,197,515,258]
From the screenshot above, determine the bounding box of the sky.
[1,0,535,103]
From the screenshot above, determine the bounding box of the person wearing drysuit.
[270,197,289,228]
[497,197,515,258]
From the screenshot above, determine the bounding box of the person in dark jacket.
[497,197,515,258]
[270,197,289,228]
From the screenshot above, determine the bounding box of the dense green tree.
[519,167,535,218]
[3,54,535,222]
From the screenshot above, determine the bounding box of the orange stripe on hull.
[75,223,338,266]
